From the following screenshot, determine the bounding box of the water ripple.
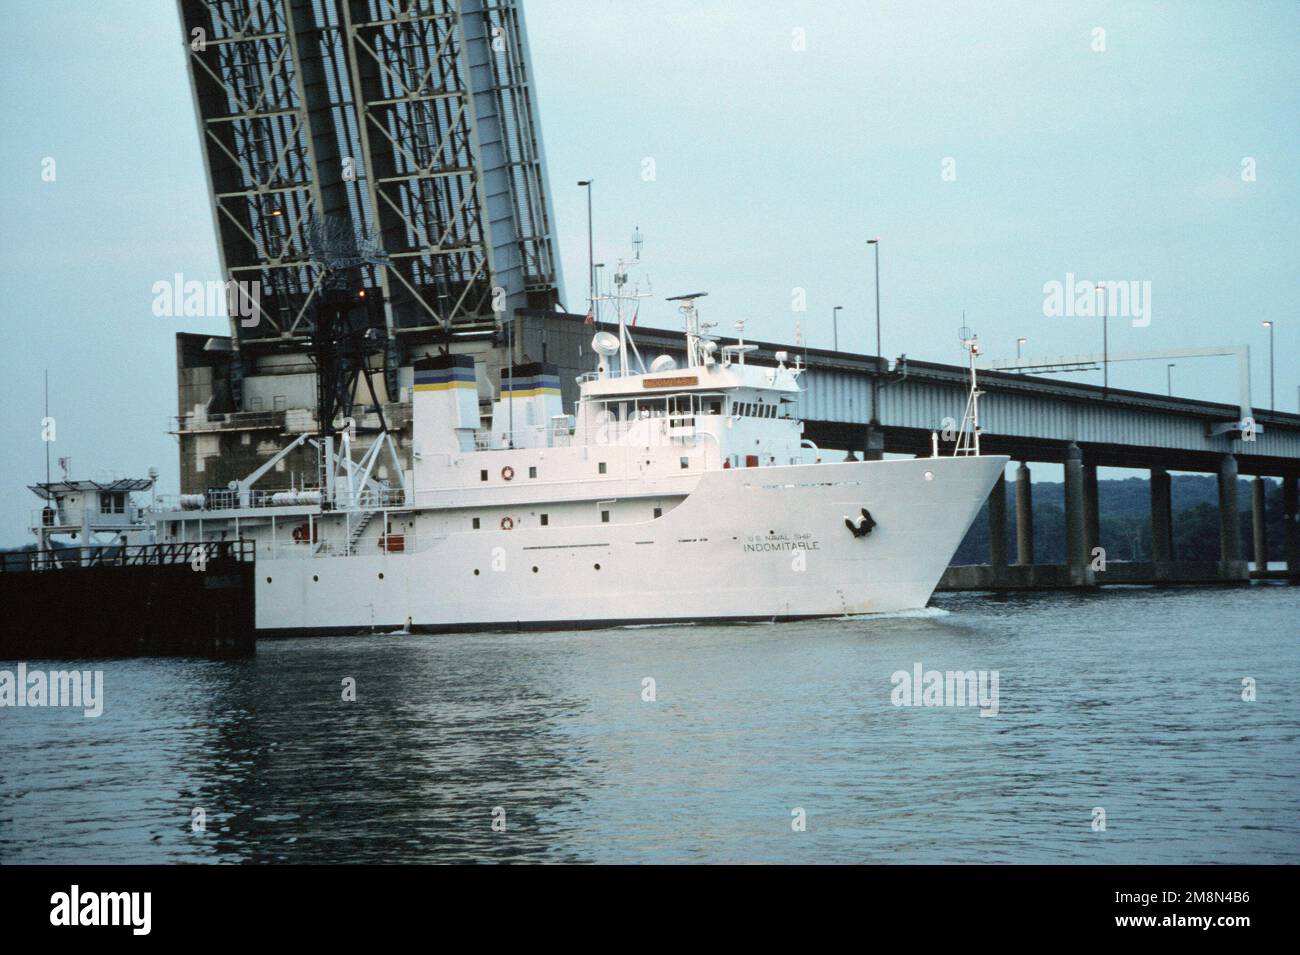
[1,584,1297,863]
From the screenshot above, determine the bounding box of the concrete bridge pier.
[1150,466,1174,580]
[987,469,1008,579]
[1015,462,1034,565]
[863,426,884,461]
[1218,454,1249,580]
[1284,474,1300,582]
[1251,476,1268,574]
[1063,444,1096,586]
[1083,460,1101,561]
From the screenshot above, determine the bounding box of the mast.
[44,369,50,488]
[954,326,983,456]
[616,265,627,376]
[40,370,50,555]
[606,230,651,376]
[666,293,709,369]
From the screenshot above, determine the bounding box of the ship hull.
[253,455,1007,634]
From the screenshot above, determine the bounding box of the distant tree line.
[952,474,1289,565]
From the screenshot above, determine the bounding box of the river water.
[2,585,1297,864]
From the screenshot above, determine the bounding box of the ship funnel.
[412,354,480,459]
[490,361,562,449]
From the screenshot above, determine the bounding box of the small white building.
[30,476,156,555]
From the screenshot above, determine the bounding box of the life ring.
[500,516,514,530]
[501,465,515,481]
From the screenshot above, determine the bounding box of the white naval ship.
[29,297,1006,635]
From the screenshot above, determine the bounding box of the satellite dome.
[592,331,620,356]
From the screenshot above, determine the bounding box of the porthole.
[312,575,319,582]
[594,563,601,571]
[266,576,272,584]
[378,572,385,580]
[532,566,539,573]
[474,569,480,576]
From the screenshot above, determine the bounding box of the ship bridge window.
[669,395,694,415]
[100,492,126,514]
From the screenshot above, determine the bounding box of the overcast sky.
[0,1,1296,543]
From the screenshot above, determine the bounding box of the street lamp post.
[1016,337,1027,360]
[577,180,593,317]
[832,306,843,352]
[1167,363,1175,397]
[866,238,881,422]
[1095,283,1108,395]
[1262,320,1275,410]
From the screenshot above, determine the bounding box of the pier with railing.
[0,540,255,658]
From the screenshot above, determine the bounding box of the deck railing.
[1,539,254,573]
